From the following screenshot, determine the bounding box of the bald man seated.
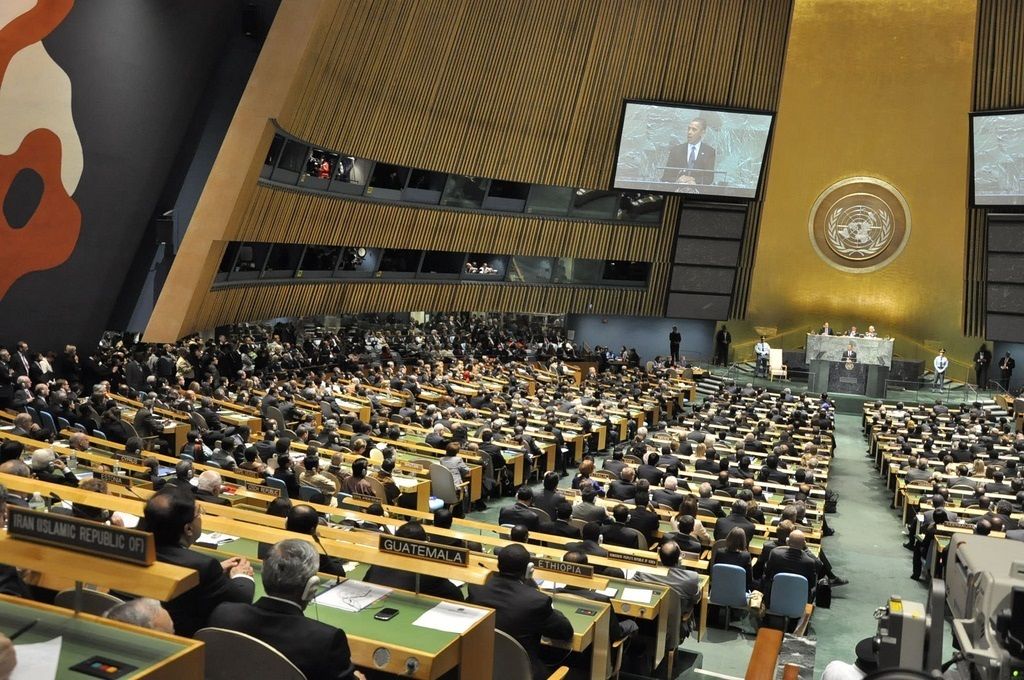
[760,529,820,602]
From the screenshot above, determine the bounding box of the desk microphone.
[313,534,343,586]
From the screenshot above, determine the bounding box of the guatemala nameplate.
[808,177,911,273]
[378,534,468,566]
[7,506,154,565]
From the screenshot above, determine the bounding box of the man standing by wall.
[754,336,771,378]
[1000,352,1016,391]
[714,325,731,366]
[669,326,681,365]
[973,344,991,388]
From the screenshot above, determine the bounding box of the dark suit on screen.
[661,142,717,185]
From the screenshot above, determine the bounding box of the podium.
[805,334,894,397]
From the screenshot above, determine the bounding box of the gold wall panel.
[741,0,979,369]
[283,0,791,188]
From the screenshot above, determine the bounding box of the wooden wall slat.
[179,0,792,335]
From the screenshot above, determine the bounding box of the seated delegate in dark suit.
[713,527,755,591]
[540,501,582,539]
[607,467,638,502]
[208,539,361,680]
[142,489,254,637]
[365,522,463,601]
[652,476,685,510]
[626,490,660,545]
[662,515,704,554]
[194,470,231,506]
[533,472,566,521]
[602,504,642,549]
[636,452,664,487]
[697,483,725,518]
[468,544,573,680]
[761,530,820,602]
[498,486,541,531]
[714,499,757,543]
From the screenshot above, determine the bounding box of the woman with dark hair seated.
[714,527,754,592]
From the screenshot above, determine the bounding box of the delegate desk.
[805,334,893,398]
[0,594,203,680]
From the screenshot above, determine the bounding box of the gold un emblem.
[808,177,911,273]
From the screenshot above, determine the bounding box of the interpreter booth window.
[262,134,286,179]
[296,245,342,279]
[617,192,663,224]
[571,189,619,220]
[335,247,380,278]
[483,180,530,212]
[263,243,305,280]
[215,243,241,283]
[602,260,649,286]
[271,139,308,184]
[228,242,272,281]
[403,169,446,205]
[553,258,604,285]
[328,156,372,196]
[463,253,508,281]
[300,149,339,191]
[377,249,423,279]
[418,251,465,280]
[440,175,490,209]
[525,185,574,216]
[507,256,553,283]
[366,163,410,200]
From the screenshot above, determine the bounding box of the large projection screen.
[972,110,1024,206]
[612,100,774,199]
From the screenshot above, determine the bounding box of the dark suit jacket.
[364,564,464,601]
[602,522,641,549]
[695,459,720,474]
[534,489,566,521]
[636,464,664,486]
[661,141,717,185]
[698,497,725,518]
[539,519,581,539]
[207,597,356,680]
[651,488,684,510]
[156,543,254,637]
[607,480,637,502]
[499,502,540,531]
[762,546,819,602]
[714,513,756,543]
[662,531,703,554]
[195,488,231,506]
[603,459,626,476]
[134,408,163,438]
[468,574,573,680]
[626,507,660,544]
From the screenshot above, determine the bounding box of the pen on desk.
[9,620,38,641]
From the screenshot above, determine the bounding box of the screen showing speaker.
[612,100,774,199]
[972,110,1024,206]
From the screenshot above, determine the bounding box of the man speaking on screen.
[661,117,717,185]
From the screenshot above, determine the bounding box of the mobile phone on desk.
[374,608,399,621]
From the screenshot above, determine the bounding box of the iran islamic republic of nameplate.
[808,177,911,273]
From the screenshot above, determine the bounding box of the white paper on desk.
[112,511,139,528]
[620,587,654,604]
[538,580,564,590]
[314,580,391,612]
[198,532,238,545]
[597,587,618,598]
[623,569,637,580]
[412,601,488,634]
[11,636,62,680]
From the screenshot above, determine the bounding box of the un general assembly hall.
[6,1,1024,679]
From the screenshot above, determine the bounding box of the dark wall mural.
[0,0,245,351]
